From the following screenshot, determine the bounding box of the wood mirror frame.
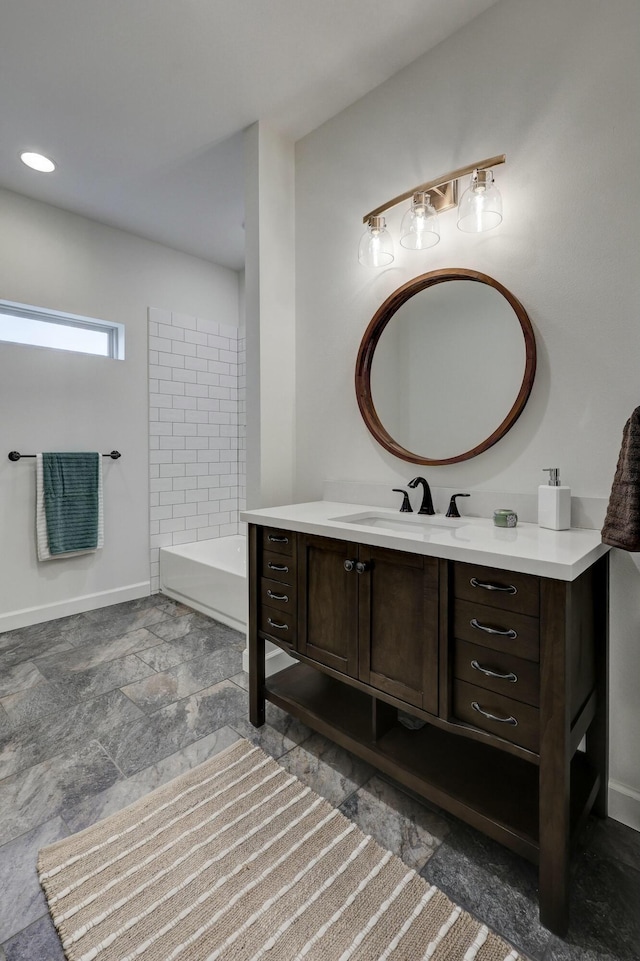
[355,268,537,466]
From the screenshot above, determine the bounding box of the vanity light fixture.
[359,153,505,266]
[20,151,56,173]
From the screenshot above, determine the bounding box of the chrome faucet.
[408,476,435,515]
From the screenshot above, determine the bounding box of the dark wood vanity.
[248,520,609,937]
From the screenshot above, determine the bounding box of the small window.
[0,300,124,359]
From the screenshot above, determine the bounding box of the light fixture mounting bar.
[362,153,506,224]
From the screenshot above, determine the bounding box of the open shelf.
[266,663,598,864]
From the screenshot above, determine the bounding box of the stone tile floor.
[0,594,638,960]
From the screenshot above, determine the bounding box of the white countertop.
[241,501,609,581]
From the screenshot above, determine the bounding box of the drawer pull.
[268,535,289,544]
[471,659,518,683]
[268,562,289,573]
[267,617,288,631]
[470,618,517,639]
[470,577,517,595]
[471,701,518,726]
[266,589,289,603]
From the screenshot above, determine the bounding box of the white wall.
[294,0,640,826]
[0,187,239,629]
[245,123,296,510]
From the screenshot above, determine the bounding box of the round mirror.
[355,269,536,465]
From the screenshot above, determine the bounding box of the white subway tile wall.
[148,308,246,592]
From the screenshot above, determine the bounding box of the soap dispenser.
[538,468,571,530]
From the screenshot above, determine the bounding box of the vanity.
[246,267,609,935]
[244,502,609,937]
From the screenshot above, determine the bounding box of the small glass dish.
[493,508,518,528]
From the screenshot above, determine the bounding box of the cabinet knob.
[344,559,356,572]
[355,561,370,574]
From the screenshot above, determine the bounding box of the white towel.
[36,453,104,561]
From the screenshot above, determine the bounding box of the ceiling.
[0,0,499,270]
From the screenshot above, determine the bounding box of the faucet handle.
[392,489,413,513]
[446,493,470,518]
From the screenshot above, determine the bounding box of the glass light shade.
[358,216,394,267]
[457,169,502,233]
[399,192,440,249]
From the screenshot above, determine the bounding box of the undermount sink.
[330,510,469,534]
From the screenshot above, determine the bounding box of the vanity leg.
[585,554,609,818]
[538,579,571,936]
[248,525,265,727]
[539,754,571,935]
[249,632,265,727]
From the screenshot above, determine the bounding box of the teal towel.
[43,452,100,554]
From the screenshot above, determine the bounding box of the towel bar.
[8,450,121,461]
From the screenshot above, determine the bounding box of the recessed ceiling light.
[20,152,56,173]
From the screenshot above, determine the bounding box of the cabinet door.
[297,533,359,676]
[358,545,438,713]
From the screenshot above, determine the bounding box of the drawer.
[262,527,294,556]
[260,577,297,616]
[454,598,539,662]
[453,639,539,707]
[259,604,296,646]
[453,561,539,617]
[453,679,539,753]
[261,551,297,585]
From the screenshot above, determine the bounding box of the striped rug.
[38,738,523,961]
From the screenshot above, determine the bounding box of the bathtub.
[160,535,247,633]
[159,534,296,675]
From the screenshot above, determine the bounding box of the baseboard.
[609,779,640,832]
[242,643,297,676]
[0,582,151,633]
